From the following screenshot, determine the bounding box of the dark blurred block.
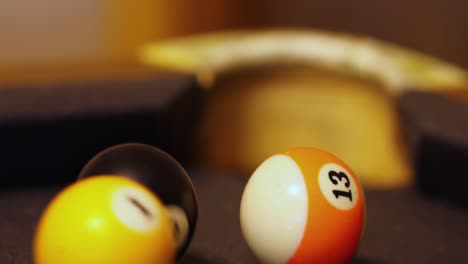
[0,74,202,186]
[399,91,468,208]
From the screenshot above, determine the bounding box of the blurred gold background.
[1,0,467,188]
[1,0,467,72]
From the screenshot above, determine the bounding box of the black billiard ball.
[78,143,197,258]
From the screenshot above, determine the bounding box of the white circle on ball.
[318,163,358,210]
[240,154,308,264]
[112,187,159,232]
[166,205,189,249]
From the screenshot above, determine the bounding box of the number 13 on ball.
[240,147,365,264]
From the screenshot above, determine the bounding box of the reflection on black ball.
[78,143,197,258]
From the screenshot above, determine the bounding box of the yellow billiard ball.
[240,147,365,264]
[34,176,176,264]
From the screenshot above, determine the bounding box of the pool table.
[0,74,467,264]
[1,167,468,263]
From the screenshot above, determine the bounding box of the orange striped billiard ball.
[240,147,365,264]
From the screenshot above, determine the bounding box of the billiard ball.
[240,147,365,264]
[34,176,176,264]
[78,143,197,257]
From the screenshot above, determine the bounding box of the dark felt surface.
[0,75,195,120]
[1,169,468,264]
[399,91,468,208]
[0,75,203,186]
